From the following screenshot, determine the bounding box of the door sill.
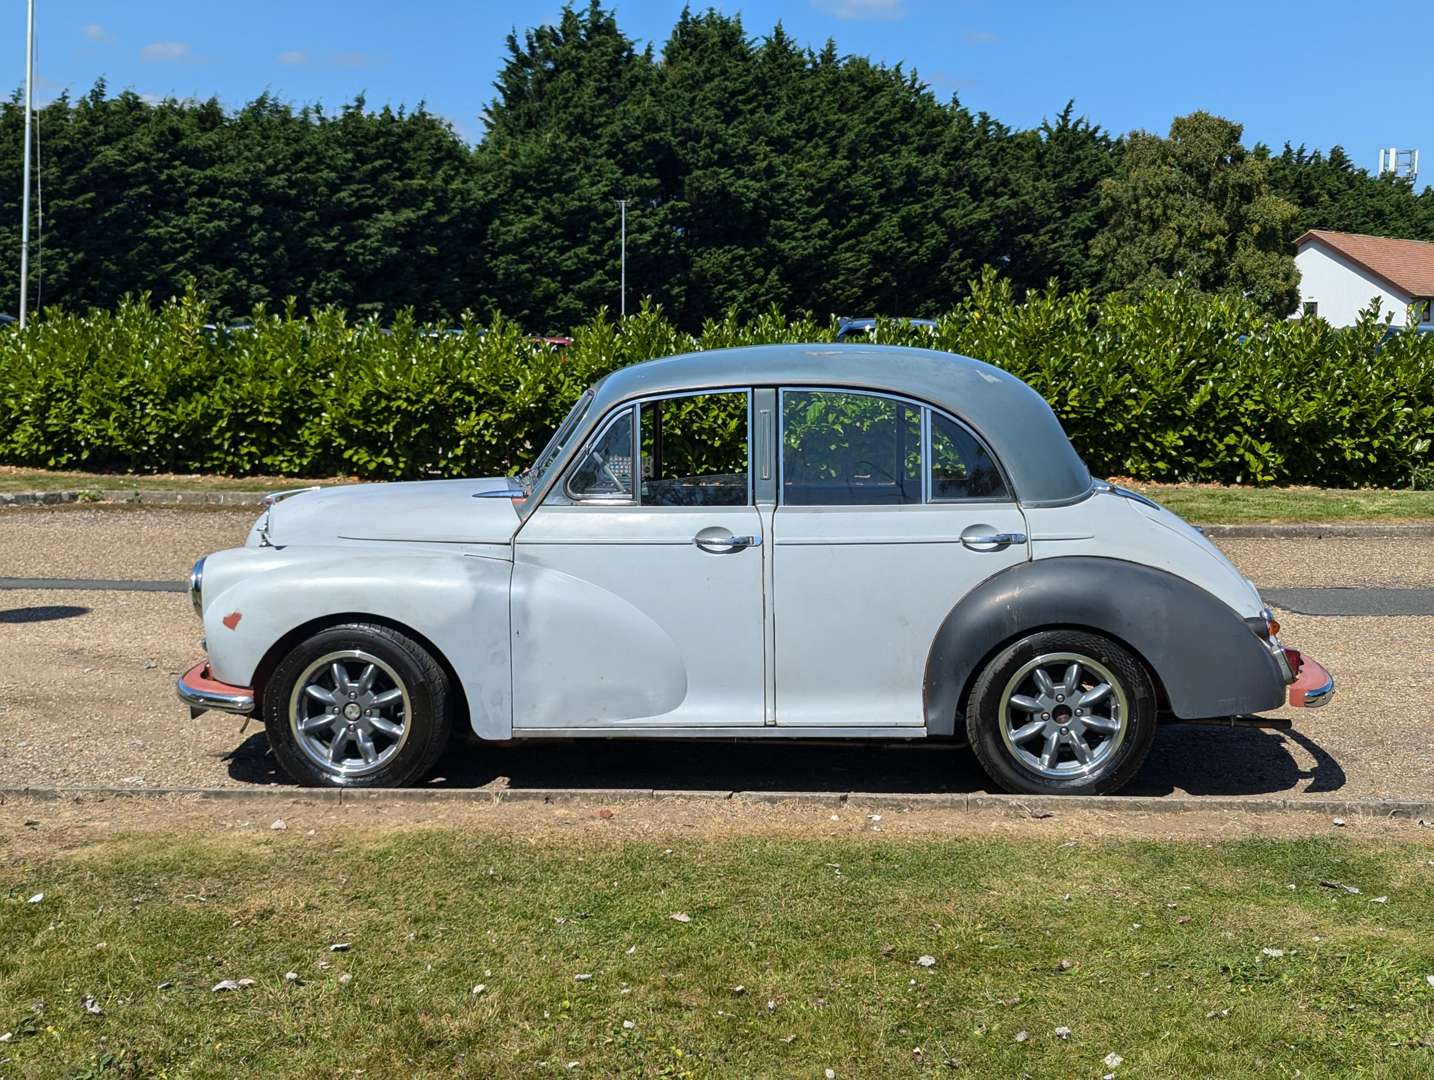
[510,726,929,740]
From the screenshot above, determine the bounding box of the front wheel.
[263,622,453,787]
[965,630,1156,796]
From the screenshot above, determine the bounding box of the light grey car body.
[183,344,1304,751]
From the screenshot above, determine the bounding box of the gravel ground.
[1218,537,1434,588]
[0,506,253,581]
[1,508,1430,797]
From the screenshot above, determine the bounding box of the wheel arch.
[946,620,1170,734]
[251,612,471,734]
[923,555,1285,735]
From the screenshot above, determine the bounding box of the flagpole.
[19,0,35,326]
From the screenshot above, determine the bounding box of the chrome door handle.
[693,530,761,553]
[959,528,1027,549]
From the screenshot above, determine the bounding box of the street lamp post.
[616,198,627,319]
[18,0,35,326]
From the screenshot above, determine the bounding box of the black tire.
[263,622,453,788]
[965,629,1156,796]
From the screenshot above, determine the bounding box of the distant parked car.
[529,335,574,349]
[0,313,16,326]
[179,343,1331,795]
[836,316,937,342]
[200,320,255,339]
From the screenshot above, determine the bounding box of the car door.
[771,388,1029,728]
[511,389,767,731]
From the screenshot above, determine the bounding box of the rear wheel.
[263,623,452,787]
[966,629,1156,795]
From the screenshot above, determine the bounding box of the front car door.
[511,389,767,731]
[771,388,1029,728]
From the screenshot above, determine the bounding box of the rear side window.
[782,390,922,506]
[930,412,1008,501]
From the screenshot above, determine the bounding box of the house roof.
[1296,229,1434,298]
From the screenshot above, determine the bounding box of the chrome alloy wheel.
[289,650,411,778]
[998,652,1129,780]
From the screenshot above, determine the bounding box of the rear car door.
[771,388,1029,728]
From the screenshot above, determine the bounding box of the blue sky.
[7,0,1427,176]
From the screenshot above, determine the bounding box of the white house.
[1294,229,1434,327]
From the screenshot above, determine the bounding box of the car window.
[639,392,749,506]
[567,407,635,500]
[930,412,1008,500]
[782,390,921,506]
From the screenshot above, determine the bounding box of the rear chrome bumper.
[1285,650,1334,708]
[177,661,254,715]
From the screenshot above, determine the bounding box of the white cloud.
[140,41,193,63]
[83,23,110,43]
[332,51,376,69]
[811,0,906,21]
[962,30,999,45]
[275,50,377,69]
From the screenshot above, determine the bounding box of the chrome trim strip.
[1301,671,1336,708]
[261,486,320,507]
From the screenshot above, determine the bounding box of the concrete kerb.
[1,786,1430,819]
[0,490,272,508]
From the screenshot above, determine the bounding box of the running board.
[509,726,928,740]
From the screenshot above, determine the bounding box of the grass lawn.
[3,832,1431,1078]
[4,465,1434,523]
[0,466,353,495]
[1112,481,1434,524]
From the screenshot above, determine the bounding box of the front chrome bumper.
[177,661,254,716]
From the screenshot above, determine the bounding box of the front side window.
[640,391,750,506]
[567,407,635,501]
[782,390,922,506]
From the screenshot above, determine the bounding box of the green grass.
[1117,482,1434,524]
[3,832,1432,1078]
[0,466,354,495]
[5,465,1434,523]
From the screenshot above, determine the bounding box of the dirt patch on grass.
[2,791,1426,862]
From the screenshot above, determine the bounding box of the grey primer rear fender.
[923,556,1285,733]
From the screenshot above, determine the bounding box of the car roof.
[588,343,1091,507]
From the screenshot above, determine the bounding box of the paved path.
[1262,586,1434,616]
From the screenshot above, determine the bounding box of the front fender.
[199,546,513,738]
[922,555,1285,733]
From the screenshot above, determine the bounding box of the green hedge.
[2,275,1432,486]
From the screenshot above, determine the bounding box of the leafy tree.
[1092,112,1300,314]
[1266,143,1434,241]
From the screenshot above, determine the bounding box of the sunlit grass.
[3,833,1432,1078]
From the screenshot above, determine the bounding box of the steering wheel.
[853,458,896,484]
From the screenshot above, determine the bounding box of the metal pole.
[19,0,35,326]
[617,198,626,319]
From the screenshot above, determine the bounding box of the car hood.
[258,477,522,547]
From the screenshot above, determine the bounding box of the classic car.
[178,343,1333,794]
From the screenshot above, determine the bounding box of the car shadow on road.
[223,721,1346,797]
[0,604,90,623]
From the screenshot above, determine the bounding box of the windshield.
[521,389,594,495]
